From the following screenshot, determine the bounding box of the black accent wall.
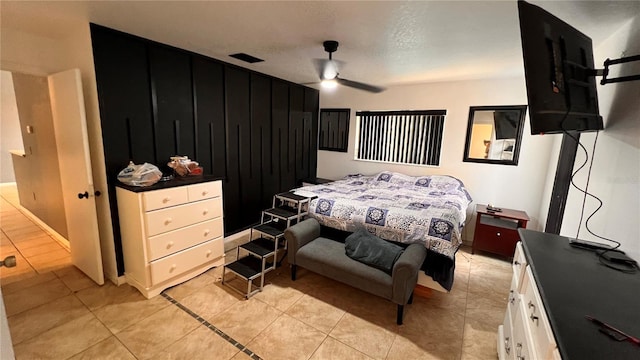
[90,24,319,276]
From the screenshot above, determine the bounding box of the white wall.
[0,70,25,183]
[318,77,557,240]
[1,26,119,283]
[560,16,640,260]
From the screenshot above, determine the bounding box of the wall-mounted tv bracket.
[589,54,640,85]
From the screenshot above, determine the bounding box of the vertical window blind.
[355,110,446,166]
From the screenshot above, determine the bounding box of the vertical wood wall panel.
[304,88,319,180]
[251,74,273,210]
[149,45,195,171]
[91,24,319,274]
[192,56,226,179]
[224,66,251,231]
[288,86,303,190]
[272,80,289,192]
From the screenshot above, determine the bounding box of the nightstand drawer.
[147,217,223,261]
[143,187,189,211]
[149,237,224,284]
[474,222,520,256]
[145,198,221,236]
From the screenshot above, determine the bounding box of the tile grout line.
[459,254,473,359]
[160,292,263,360]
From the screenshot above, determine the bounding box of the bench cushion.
[296,237,392,299]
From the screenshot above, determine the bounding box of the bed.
[293,171,473,291]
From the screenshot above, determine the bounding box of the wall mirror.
[463,105,527,166]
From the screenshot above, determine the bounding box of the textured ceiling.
[2,1,638,89]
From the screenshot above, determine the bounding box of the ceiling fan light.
[322,67,338,81]
[321,79,338,89]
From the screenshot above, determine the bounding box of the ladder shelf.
[222,191,313,298]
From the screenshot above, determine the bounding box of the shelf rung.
[253,221,286,238]
[240,237,283,258]
[276,191,314,203]
[263,206,305,221]
[224,256,264,280]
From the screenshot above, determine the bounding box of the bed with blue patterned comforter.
[293,171,472,290]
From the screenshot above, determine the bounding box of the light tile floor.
[1,186,512,360]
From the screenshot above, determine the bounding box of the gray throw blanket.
[345,229,405,274]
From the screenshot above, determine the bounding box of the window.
[319,108,350,152]
[355,110,446,166]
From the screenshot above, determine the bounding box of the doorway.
[0,69,104,285]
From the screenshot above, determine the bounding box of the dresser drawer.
[502,304,515,360]
[508,275,520,323]
[143,187,189,211]
[522,266,556,359]
[512,242,528,291]
[187,181,222,202]
[145,198,221,236]
[147,217,223,261]
[149,237,224,285]
[513,299,536,360]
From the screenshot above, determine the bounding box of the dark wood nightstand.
[300,177,333,186]
[472,204,529,258]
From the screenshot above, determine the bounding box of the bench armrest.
[285,218,321,265]
[391,244,427,305]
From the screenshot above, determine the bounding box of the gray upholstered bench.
[284,218,427,324]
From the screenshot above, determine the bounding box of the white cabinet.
[498,242,559,360]
[116,180,225,298]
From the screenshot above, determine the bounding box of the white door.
[48,69,104,285]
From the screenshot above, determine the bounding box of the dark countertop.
[519,229,640,359]
[115,175,223,193]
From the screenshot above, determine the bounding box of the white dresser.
[498,242,560,360]
[116,179,225,298]
[500,230,640,360]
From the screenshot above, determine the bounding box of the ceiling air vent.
[229,53,264,63]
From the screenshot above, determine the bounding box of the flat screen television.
[518,1,604,135]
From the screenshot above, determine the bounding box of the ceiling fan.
[314,40,385,93]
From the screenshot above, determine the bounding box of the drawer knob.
[167,241,174,249]
[163,197,171,203]
[514,260,520,266]
[203,209,209,215]
[204,230,210,236]
[202,191,208,196]
[528,301,535,310]
[497,232,501,236]
[170,264,176,272]
[165,218,173,225]
[206,250,212,257]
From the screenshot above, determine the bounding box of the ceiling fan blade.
[336,77,386,93]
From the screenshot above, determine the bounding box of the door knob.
[78,191,101,199]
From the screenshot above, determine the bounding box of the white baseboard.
[8,200,70,250]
